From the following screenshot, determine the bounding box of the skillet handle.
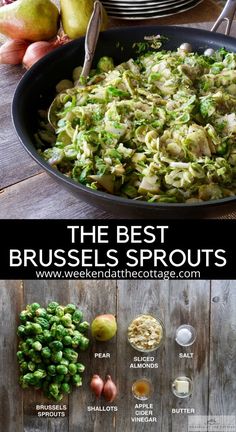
[211,0,236,35]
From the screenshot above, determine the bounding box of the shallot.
[23,35,70,69]
[90,374,104,398]
[0,39,29,64]
[103,375,117,402]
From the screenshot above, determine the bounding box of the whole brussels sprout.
[29,303,41,314]
[56,306,65,318]
[17,351,25,362]
[49,383,60,397]
[67,328,75,336]
[19,311,29,324]
[63,348,78,363]
[46,302,59,314]
[50,323,57,337]
[32,341,42,352]
[63,374,71,383]
[41,347,51,359]
[54,393,63,402]
[34,317,50,330]
[31,323,43,335]
[68,363,77,375]
[72,374,82,387]
[23,373,38,386]
[63,336,72,346]
[25,338,34,348]
[28,361,36,372]
[20,361,28,373]
[51,351,63,363]
[61,314,72,328]
[79,336,90,351]
[19,375,29,389]
[50,341,63,352]
[76,363,85,373]
[29,350,41,363]
[61,382,71,394]
[34,369,46,380]
[18,341,25,350]
[54,374,64,384]
[60,358,69,367]
[73,330,82,338]
[35,308,47,318]
[71,336,81,348]
[17,325,26,337]
[49,316,60,326]
[64,304,76,314]
[56,365,68,375]
[72,310,83,325]
[48,365,57,376]
[35,334,45,344]
[56,325,67,340]
[77,321,90,333]
[43,330,53,343]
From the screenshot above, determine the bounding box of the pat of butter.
[175,380,189,394]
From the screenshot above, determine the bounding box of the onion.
[23,36,70,69]
[103,375,117,402]
[90,374,104,398]
[0,39,29,65]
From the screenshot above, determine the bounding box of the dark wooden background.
[0,279,235,431]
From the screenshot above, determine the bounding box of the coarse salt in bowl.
[175,324,196,347]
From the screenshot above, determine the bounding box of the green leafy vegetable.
[36,48,236,203]
[17,302,89,400]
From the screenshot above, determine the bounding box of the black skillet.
[12,0,236,218]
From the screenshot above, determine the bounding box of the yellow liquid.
[132,379,152,400]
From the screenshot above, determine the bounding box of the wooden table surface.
[1,11,236,219]
[0,279,236,432]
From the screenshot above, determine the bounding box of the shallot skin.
[23,40,55,69]
[0,39,29,64]
[22,36,70,69]
[90,374,104,398]
[103,375,117,402]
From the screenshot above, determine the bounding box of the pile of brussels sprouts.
[17,302,90,401]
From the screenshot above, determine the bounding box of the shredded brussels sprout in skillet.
[35,46,236,203]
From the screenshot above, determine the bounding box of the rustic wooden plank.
[116,280,210,432]
[0,172,113,219]
[116,280,166,432]
[0,134,42,190]
[0,280,24,432]
[1,279,236,430]
[168,280,210,431]
[68,280,117,432]
[22,280,70,432]
[0,66,41,190]
[209,280,236,415]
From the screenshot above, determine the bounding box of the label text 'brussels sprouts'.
[1,220,234,279]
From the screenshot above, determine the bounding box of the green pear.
[0,0,59,41]
[60,0,108,39]
[91,314,117,341]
